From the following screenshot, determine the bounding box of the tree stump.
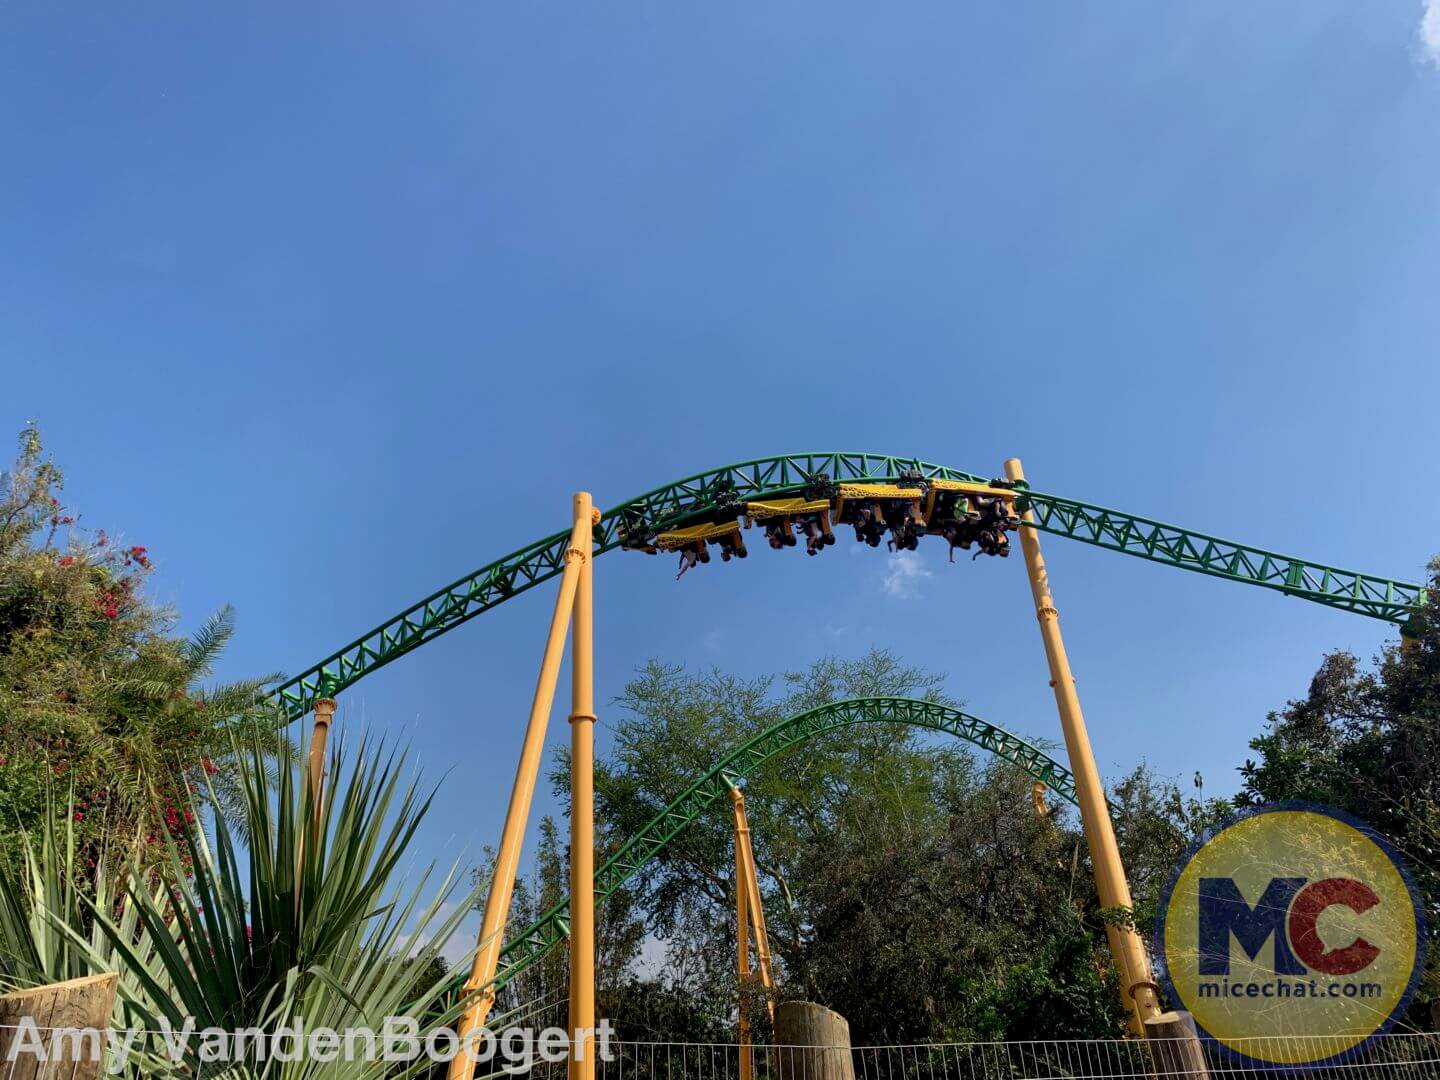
[1144,1010,1210,1079]
[0,974,119,1080]
[772,1001,854,1080]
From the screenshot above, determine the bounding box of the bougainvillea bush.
[0,424,282,875]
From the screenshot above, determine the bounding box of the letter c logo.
[1289,877,1381,975]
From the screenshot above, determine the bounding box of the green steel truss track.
[489,696,1076,993]
[1021,492,1422,624]
[268,453,1425,722]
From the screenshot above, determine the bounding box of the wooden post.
[773,1001,854,1080]
[1144,1011,1210,1079]
[0,974,119,1080]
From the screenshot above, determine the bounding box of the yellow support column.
[732,783,777,1080]
[569,494,599,1080]
[308,697,336,813]
[733,790,776,1014]
[449,500,593,1080]
[735,793,753,1080]
[1004,457,1162,1035]
[297,696,336,919]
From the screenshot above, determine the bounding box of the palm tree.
[93,603,289,842]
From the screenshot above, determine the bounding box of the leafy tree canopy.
[1238,560,1440,1015]
[553,650,1145,1043]
[0,425,280,872]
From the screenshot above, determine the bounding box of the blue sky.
[4,2,1440,943]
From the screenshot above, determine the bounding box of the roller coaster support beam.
[736,789,752,1080]
[308,697,335,823]
[296,695,336,921]
[570,493,598,1080]
[450,495,594,1080]
[1004,457,1162,1037]
[731,783,775,1080]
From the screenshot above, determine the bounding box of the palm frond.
[179,604,236,682]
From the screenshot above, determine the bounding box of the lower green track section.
[488,697,1076,992]
[268,453,1426,723]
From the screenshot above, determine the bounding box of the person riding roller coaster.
[796,511,835,556]
[841,499,887,548]
[762,517,797,550]
[760,510,838,556]
[883,500,923,552]
[655,477,1017,577]
[933,492,1012,561]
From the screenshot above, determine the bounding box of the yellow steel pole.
[733,789,753,1080]
[308,697,336,814]
[733,790,776,1017]
[569,494,598,1080]
[449,503,593,1080]
[1003,457,1162,1035]
[296,696,336,921]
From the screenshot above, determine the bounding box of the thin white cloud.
[1423,0,1440,65]
[881,551,934,600]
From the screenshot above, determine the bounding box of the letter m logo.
[1198,877,1307,975]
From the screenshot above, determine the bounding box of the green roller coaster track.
[488,696,1077,993]
[268,452,1427,722]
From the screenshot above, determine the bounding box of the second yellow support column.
[450,499,593,1080]
[569,493,598,1080]
[1004,457,1162,1035]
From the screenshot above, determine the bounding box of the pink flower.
[57,555,75,567]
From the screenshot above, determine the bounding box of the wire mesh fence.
[1,1024,1437,1078]
[592,1034,1440,1080]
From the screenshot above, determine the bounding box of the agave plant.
[0,791,164,993]
[0,722,526,1078]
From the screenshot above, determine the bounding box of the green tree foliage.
[790,752,1127,1041]
[490,815,648,1030]
[1238,559,1440,1016]
[493,812,743,1045]
[577,650,1136,1043]
[1107,765,1232,937]
[0,425,280,871]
